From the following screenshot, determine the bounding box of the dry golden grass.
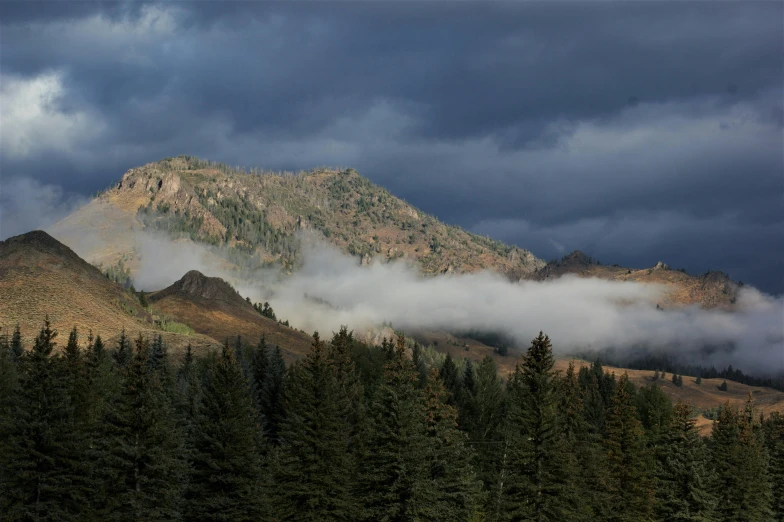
[149,294,313,363]
[0,231,221,356]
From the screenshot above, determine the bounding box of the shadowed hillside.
[0,231,220,353]
[148,270,313,361]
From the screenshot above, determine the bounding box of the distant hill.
[0,231,220,353]
[526,250,740,308]
[148,270,314,362]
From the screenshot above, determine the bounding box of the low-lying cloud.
[72,228,783,376]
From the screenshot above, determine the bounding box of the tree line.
[0,321,782,521]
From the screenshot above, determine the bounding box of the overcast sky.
[1,1,782,293]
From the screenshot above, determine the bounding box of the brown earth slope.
[0,231,220,354]
[147,270,314,362]
[527,250,740,308]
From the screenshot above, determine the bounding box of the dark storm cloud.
[1,1,782,292]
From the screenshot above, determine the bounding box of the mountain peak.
[155,270,245,304]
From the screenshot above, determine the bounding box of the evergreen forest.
[0,321,781,521]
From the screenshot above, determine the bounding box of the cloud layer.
[81,229,783,376]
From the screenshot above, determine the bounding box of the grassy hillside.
[148,270,314,362]
[0,231,221,354]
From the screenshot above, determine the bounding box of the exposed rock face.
[654,261,670,270]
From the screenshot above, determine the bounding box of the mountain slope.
[148,270,313,361]
[51,156,544,278]
[0,231,220,353]
[528,250,740,308]
[50,156,743,309]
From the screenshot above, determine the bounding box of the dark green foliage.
[273,330,363,521]
[636,383,674,446]
[696,375,702,385]
[500,332,579,521]
[604,373,654,521]
[361,335,433,520]
[11,323,23,358]
[94,334,187,520]
[113,329,131,367]
[719,380,728,391]
[654,402,718,521]
[1,319,88,521]
[1,321,777,521]
[439,352,460,405]
[187,341,267,521]
[420,367,481,520]
[711,398,773,521]
[762,412,784,521]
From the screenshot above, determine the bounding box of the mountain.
[148,270,313,361]
[528,250,740,308]
[50,156,745,309]
[0,231,220,353]
[51,155,544,279]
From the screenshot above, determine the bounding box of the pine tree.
[561,361,608,521]
[696,375,702,386]
[420,367,481,520]
[95,334,187,520]
[260,344,286,444]
[762,412,784,521]
[361,335,432,521]
[439,352,461,405]
[654,402,718,521]
[604,373,654,522]
[113,328,131,368]
[636,383,674,447]
[1,319,88,520]
[272,330,363,521]
[0,327,20,510]
[456,358,478,432]
[470,356,507,513]
[187,340,266,520]
[10,323,23,358]
[501,332,579,521]
[711,398,774,521]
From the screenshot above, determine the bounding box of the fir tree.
[604,373,654,522]
[456,358,478,432]
[654,402,718,521]
[1,319,87,520]
[711,398,773,521]
[439,352,461,405]
[0,327,20,510]
[636,383,674,447]
[113,329,131,368]
[501,332,579,521]
[361,335,432,520]
[95,334,187,520]
[260,344,286,444]
[10,323,23,358]
[762,412,784,521]
[470,356,507,509]
[420,367,481,520]
[273,330,363,521]
[187,340,266,521]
